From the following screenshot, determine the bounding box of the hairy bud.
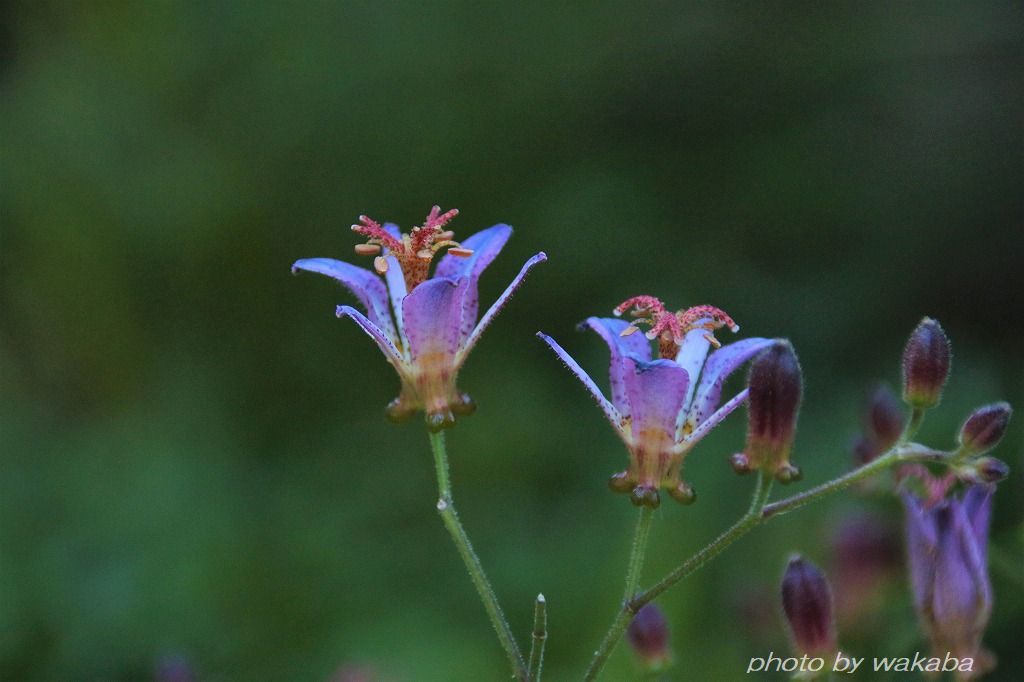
[781,556,837,657]
[865,384,905,453]
[958,402,1012,456]
[627,603,671,670]
[743,341,803,482]
[901,318,951,409]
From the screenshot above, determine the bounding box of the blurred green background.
[2,2,1022,680]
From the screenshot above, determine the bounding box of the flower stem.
[528,594,548,682]
[582,505,656,682]
[429,431,527,681]
[581,438,952,681]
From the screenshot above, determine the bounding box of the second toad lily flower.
[902,475,994,672]
[538,295,774,507]
[293,206,546,431]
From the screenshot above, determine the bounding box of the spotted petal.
[579,317,652,414]
[402,276,468,365]
[292,258,397,342]
[436,224,513,343]
[623,356,689,440]
[537,332,622,434]
[682,337,773,433]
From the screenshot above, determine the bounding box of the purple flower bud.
[902,483,993,661]
[627,603,671,669]
[865,383,905,453]
[744,341,803,482]
[781,556,837,656]
[901,318,951,409]
[958,402,1012,455]
[956,456,1010,485]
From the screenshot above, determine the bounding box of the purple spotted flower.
[293,206,545,431]
[902,475,994,667]
[538,295,773,507]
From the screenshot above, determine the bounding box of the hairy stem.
[582,438,950,681]
[582,505,656,682]
[528,594,548,682]
[429,431,527,681]
[761,443,944,519]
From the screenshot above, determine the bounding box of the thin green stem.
[581,415,951,681]
[528,594,547,682]
[429,431,527,681]
[582,506,656,682]
[902,406,926,443]
[624,506,656,601]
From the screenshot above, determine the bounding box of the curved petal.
[293,258,397,342]
[379,223,410,350]
[902,492,938,614]
[381,254,409,354]
[932,501,991,642]
[681,388,749,449]
[537,332,622,433]
[335,305,404,366]
[458,252,546,364]
[623,356,689,439]
[675,327,714,413]
[402,276,467,365]
[435,223,512,280]
[436,224,513,342]
[578,317,652,414]
[682,337,773,433]
[961,484,993,561]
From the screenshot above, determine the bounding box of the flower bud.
[627,603,672,670]
[958,402,1012,456]
[865,383,905,453]
[781,556,837,657]
[901,318,951,409]
[743,341,803,481]
[956,456,1010,485]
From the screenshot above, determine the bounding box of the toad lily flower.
[902,475,995,674]
[538,295,774,507]
[293,206,546,431]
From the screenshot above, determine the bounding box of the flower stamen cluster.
[614,295,739,359]
[352,205,474,290]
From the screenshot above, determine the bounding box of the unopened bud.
[781,556,837,657]
[627,603,671,670]
[865,384,905,452]
[901,318,951,409]
[957,456,1010,484]
[958,402,1011,456]
[743,341,803,480]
